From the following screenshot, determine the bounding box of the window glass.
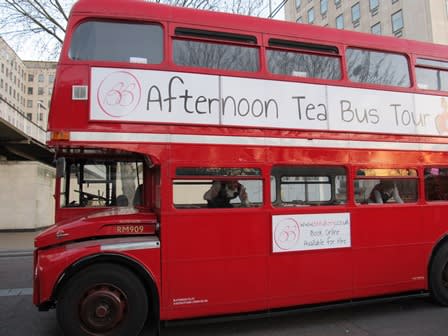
[417,58,448,69]
[336,14,344,29]
[307,7,315,23]
[173,39,259,72]
[371,22,381,35]
[352,2,360,22]
[69,21,163,64]
[355,168,418,204]
[416,67,448,91]
[346,48,410,87]
[296,0,301,8]
[267,49,341,80]
[320,0,328,15]
[391,10,404,33]
[174,167,262,209]
[60,159,144,208]
[271,166,346,207]
[370,0,379,10]
[424,168,448,201]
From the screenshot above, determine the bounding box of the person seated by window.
[203,180,250,208]
[369,180,403,204]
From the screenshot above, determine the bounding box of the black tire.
[57,263,148,336]
[430,243,448,306]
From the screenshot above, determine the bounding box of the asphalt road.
[1,255,447,336]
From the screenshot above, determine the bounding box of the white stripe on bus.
[100,240,160,252]
[70,131,448,152]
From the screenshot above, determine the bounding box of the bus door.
[268,166,353,308]
[351,168,425,297]
[163,167,269,318]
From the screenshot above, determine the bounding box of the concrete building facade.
[0,37,56,230]
[285,0,448,44]
[23,61,56,130]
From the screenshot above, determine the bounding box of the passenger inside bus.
[203,180,250,208]
[369,180,403,204]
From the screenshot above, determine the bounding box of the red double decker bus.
[34,0,448,335]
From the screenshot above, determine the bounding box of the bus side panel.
[351,205,427,297]
[160,211,269,319]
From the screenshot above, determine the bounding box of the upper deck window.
[173,28,259,72]
[267,39,341,80]
[69,21,163,64]
[416,58,448,92]
[346,48,410,87]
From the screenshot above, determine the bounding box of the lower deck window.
[173,167,262,209]
[60,159,144,208]
[173,179,262,208]
[271,166,347,207]
[425,167,448,201]
[355,168,418,204]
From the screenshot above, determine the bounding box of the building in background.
[0,36,55,230]
[0,37,56,130]
[285,0,448,44]
[23,61,56,129]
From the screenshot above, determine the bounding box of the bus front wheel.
[430,243,448,306]
[57,263,148,336]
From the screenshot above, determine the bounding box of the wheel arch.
[52,253,160,323]
[428,234,448,284]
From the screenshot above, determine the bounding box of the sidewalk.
[0,231,39,256]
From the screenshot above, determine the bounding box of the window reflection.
[173,40,259,72]
[346,48,410,87]
[267,49,341,80]
[69,21,163,64]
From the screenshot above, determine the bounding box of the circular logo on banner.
[97,71,141,118]
[274,217,300,251]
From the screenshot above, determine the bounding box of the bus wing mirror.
[56,157,66,178]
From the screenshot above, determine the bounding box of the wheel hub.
[79,284,127,333]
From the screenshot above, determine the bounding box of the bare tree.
[0,0,72,59]
[0,0,273,60]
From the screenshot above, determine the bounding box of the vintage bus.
[33,0,448,335]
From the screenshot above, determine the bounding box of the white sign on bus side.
[272,213,351,253]
[90,67,448,137]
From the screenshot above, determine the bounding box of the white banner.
[272,213,351,253]
[90,67,448,137]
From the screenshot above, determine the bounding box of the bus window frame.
[265,47,343,81]
[169,23,262,75]
[65,17,169,68]
[414,55,448,93]
[263,33,343,84]
[423,166,448,202]
[270,165,348,207]
[171,166,264,210]
[344,45,413,90]
[353,167,419,205]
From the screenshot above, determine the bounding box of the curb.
[0,250,33,258]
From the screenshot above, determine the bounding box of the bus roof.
[70,0,448,59]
